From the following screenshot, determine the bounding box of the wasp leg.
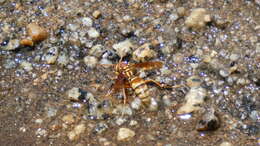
[122,87,128,104]
[143,79,182,89]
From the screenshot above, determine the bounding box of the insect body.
[106,61,172,106]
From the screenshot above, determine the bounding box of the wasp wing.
[131,61,163,71]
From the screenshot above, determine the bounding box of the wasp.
[103,59,178,106]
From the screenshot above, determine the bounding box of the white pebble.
[115,117,127,126]
[44,47,59,64]
[112,39,134,57]
[5,39,19,50]
[219,142,233,146]
[82,17,93,27]
[117,128,135,141]
[177,87,207,114]
[57,52,69,66]
[67,87,81,101]
[20,61,33,72]
[88,27,100,38]
[129,120,138,126]
[130,98,142,110]
[84,56,98,68]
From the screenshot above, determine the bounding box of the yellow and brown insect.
[104,60,175,106]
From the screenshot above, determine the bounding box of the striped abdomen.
[129,77,151,105]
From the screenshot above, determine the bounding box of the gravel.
[4,39,20,50]
[185,8,211,29]
[112,39,134,58]
[67,123,86,141]
[0,0,259,145]
[117,128,135,141]
[177,86,207,114]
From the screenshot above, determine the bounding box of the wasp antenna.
[97,64,115,68]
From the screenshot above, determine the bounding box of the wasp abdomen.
[130,77,151,105]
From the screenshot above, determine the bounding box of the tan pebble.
[62,114,75,125]
[177,7,186,16]
[132,43,157,62]
[20,38,34,46]
[27,23,48,42]
[185,8,211,30]
[68,123,86,141]
[173,53,184,64]
[93,10,101,18]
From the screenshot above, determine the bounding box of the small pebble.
[249,110,259,121]
[57,52,69,66]
[117,128,135,141]
[132,43,157,62]
[219,142,233,146]
[82,17,93,27]
[27,23,48,42]
[112,39,134,58]
[4,39,19,50]
[35,128,47,137]
[89,44,105,58]
[20,38,34,46]
[92,10,101,18]
[177,87,207,114]
[68,123,86,141]
[44,47,59,64]
[162,95,172,106]
[113,104,133,116]
[130,98,142,110]
[67,23,79,32]
[67,87,81,101]
[177,7,186,16]
[129,120,138,126]
[4,59,16,69]
[83,56,98,68]
[35,119,43,124]
[185,8,211,29]
[20,61,33,72]
[219,69,230,78]
[94,122,108,134]
[148,98,159,111]
[88,27,100,38]
[99,58,112,65]
[196,108,220,131]
[46,107,58,117]
[62,114,75,125]
[115,117,127,126]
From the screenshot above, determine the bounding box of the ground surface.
[0,0,259,146]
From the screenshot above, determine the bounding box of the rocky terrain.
[0,0,259,145]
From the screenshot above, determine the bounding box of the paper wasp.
[103,59,179,107]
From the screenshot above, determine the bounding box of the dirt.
[0,0,259,146]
